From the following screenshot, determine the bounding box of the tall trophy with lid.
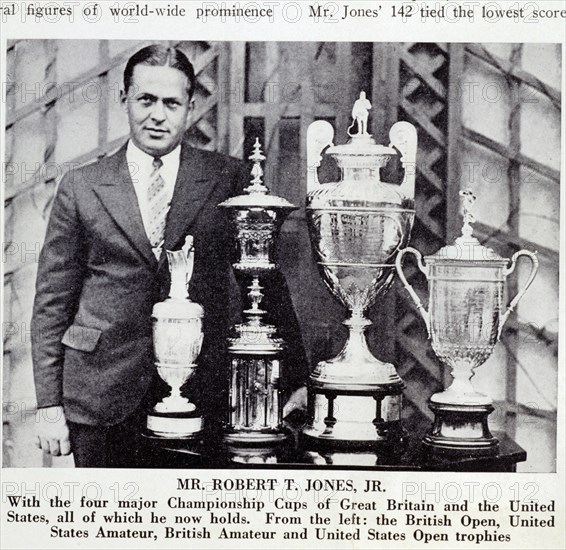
[220,139,297,449]
[146,236,204,438]
[303,92,418,446]
[396,190,538,454]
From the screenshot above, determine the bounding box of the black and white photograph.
[3,39,560,473]
[1,4,565,543]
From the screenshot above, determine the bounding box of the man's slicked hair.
[124,44,196,99]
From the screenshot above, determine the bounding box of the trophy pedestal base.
[224,430,288,446]
[423,401,499,457]
[302,384,405,448]
[223,430,290,464]
[147,410,203,439]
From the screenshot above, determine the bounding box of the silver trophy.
[303,92,418,445]
[220,139,297,446]
[146,236,204,438]
[396,190,538,454]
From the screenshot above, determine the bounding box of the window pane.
[519,168,560,251]
[462,56,511,146]
[56,40,100,83]
[520,86,561,172]
[14,40,49,110]
[459,140,510,231]
[54,84,99,163]
[277,117,300,204]
[521,44,562,90]
[245,43,266,103]
[516,255,559,335]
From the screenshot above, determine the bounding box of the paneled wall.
[3,41,560,471]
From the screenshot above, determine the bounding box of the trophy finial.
[348,91,372,137]
[243,276,267,327]
[460,189,477,239]
[246,138,268,194]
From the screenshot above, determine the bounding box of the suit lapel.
[93,145,158,267]
[162,143,220,253]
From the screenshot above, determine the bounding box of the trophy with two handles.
[396,191,538,454]
[302,92,418,446]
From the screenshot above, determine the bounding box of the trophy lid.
[427,190,506,263]
[327,138,397,157]
[219,139,297,211]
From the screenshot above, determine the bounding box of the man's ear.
[120,89,128,113]
[184,97,195,129]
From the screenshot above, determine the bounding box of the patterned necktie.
[148,157,168,257]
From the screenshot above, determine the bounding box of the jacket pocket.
[61,325,102,352]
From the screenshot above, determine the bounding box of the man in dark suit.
[31,45,307,467]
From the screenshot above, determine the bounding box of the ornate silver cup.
[396,191,538,454]
[303,92,418,445]
[220,139,297,446]
[147,236,204,438]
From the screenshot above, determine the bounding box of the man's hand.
[283,386,308,419]
[35,405,71,456]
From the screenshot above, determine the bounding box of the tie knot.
[152,157,163,170]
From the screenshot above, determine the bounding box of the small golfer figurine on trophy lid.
[396,190,539,455]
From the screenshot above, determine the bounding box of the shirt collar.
[126,140,182,175]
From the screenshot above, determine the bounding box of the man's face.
[121,64,193,157]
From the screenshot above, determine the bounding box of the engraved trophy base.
[301,384,405,449]
[423,401,499,457]
[146,409,204,440]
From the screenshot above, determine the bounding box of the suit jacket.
[31,137,308,426]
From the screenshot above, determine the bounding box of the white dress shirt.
[126,140,181,243]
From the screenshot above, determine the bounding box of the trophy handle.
[498,250,539,338]
[307,120,335,193]
[182,235,195,284]
[389,122,417,200]
[395,247,431,337]
[166,235,194,300]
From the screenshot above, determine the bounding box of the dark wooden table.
[143,421,526,472]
